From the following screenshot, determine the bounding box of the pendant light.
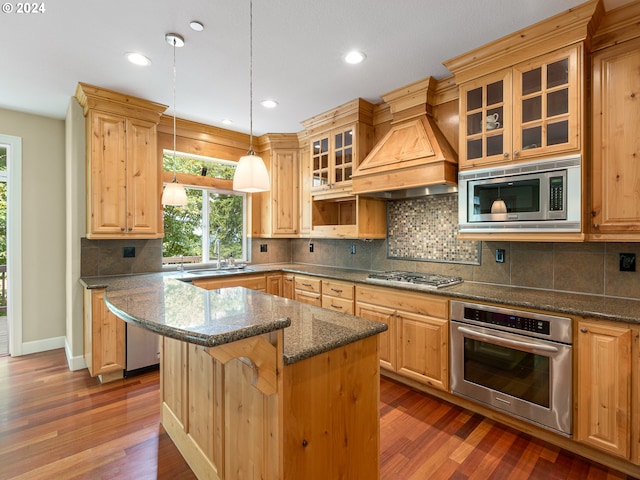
[162,33,188,206]
[491,186,507,214]
[232,0,270,193]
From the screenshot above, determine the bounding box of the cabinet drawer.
[355,285,449,319]
[322,295,354,315]
[321,279,354,300]
[295,275,322,294]
[295,289,321,306]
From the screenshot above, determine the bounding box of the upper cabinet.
[302,98,375,199]
[589,2,640,241]
[458,46,580,169]
[251,134,300,238]
[445,1,603,171]
[300,99,386,238]
[75,83,167,239]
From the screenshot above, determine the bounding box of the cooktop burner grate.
[366,271,463,289]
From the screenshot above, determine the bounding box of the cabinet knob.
[580,327,588,333]
[514,150,520,156]
[128,227,132,232]
[120,227,125,232]
[503,153,509,158]
[593,223,599,229]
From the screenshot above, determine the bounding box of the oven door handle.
[456,326,559,353]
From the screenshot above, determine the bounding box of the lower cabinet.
[282,273,295,299]
[576,318,637,462]
[266,273,283,296]
[355,285,449,392]
[294,275,322,306]
[191,274,267,291]
[83,288,126,381]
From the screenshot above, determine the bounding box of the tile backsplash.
[386,195,480,264]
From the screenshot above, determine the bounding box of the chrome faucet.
[177,254,184,271]
[214,239,221,269]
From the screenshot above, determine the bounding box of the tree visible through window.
[162,153,246,266]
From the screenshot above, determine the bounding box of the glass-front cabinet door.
[311,135,329,189]
[459,70,513,169]
[310,125,358,194]
[513,45,580,161]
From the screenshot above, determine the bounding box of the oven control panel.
[451,300,572,344]
[464,307,550,335]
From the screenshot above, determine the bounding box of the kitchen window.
[162,153,247,267]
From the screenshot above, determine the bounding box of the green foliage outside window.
[162,153,244,264]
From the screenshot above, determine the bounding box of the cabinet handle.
[330,304,343,310]
[120,227,125,232]
[514,150,520,156]
[128,227,132,232]
[331,288,343,293]
[593,223,599,229]
[580,327,588,333]
[503,152,509,158]
[302,283,312,287]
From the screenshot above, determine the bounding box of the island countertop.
[102,274,387,365]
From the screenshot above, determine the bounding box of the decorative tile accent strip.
[387,195,480,264]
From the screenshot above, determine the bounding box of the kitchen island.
[103,274,387,480]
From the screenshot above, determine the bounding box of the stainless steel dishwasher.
[125,323,160,376]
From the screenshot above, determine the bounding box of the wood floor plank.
[1,349,637,479]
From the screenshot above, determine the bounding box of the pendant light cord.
[248,0,255,155]
[172,37,178,182]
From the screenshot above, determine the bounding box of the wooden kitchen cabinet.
[75,83,166,239]
[191,273,267,292]
[321,279,355,315]
[576,319,631,459]
[252,134,300,238]
[589,37,640,239]
[282,273,295,299]
[311,195,387,239]
[294,275,321,306]
[355,284,449,391]
[266,273,283,296]
[457,45,581,170]
[83,288,126,381]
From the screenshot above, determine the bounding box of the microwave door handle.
[457,326,559,353]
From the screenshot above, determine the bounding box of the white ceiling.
[0,0,631,136]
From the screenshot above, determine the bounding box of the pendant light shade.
[232,0,270,193]
[490,199,507,214]
[161,32,188,206]
[162,180,188,205]
[233,151,270,192]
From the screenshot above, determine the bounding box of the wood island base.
[160,332,381,480]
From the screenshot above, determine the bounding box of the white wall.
[65,99,86,369]
[0,108,66,352]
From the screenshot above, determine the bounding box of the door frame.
[0,134,23,356]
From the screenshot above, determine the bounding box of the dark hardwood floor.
[0,349,636,479]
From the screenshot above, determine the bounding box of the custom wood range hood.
[351,77,458,199]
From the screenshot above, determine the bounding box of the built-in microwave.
[458,155,581,233]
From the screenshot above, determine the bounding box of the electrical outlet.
[260,244,268,253]
[350,244,356,254]
[123,246,135,258]
[495,249,505,263]
[309,243,314,253]
[620,253,636,272]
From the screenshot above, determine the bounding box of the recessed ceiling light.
[222,119,233,125]
[190,21,204,32]
[260,99,278,108]
[126,52,152,66]
[344,50,366,65]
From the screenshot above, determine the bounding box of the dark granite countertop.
[81,262,640,326]
[101,274,387,365]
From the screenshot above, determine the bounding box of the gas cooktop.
[366,271,463,290]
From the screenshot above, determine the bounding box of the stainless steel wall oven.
[450,300,572,436]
